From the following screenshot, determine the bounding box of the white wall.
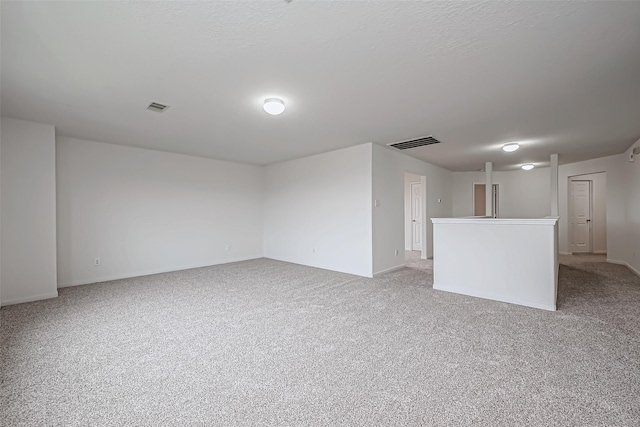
[404,172,422,251]
[372,144,452,275]
[453,168,551,218]
[7,114,637,306]
[569,172,606,254]
[56,137,264,287]
[622,139,640,275]
[1,117,58,305]
[558,154,626,262]
[0,117,2,305]
[551,144,640,276]
[264,143,373,277]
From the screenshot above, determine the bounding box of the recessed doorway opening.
[404,172,427,262]
[472,183,499,217]
[569,172,607,254]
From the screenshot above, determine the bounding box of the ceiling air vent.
[387,135,441,150]
[147,102,169,113]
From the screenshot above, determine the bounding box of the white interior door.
[411,182,422,251]
[570,180,592,253]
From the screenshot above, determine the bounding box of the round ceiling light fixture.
[263,98,285,115]
[502,143,520,152]
[521,163,535,171]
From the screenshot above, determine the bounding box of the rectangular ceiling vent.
[147,102,169,113]
[387,135,441,150]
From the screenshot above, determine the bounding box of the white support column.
[485,161,493,217]
[421,175,427,260]
[550,154,559,217]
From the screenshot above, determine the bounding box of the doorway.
[472,183,499,217]
[404,172,427,261]
[568,172,606,254]
[410,182,422,251]
[570,180,591,253]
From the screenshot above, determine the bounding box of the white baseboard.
[1,291,59,307]
[561,251,608,256]
[607,259,640,278]
[57,256,264,288]
[373,264,405,277]
[433,283,556,311]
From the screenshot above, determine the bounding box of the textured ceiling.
[2,1,640,171]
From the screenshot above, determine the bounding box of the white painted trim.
[57,256,263,288]
[470,182,499,218]
[421,175,427,260]
[1,291,59,307]
[431,217,559,225]
[607,259,640,278]
[559,252,609,256]
[373,264,405,277]
[485,162,493,217]
[410,181,422,252]
[569,179,594,253]
[433,284,556,311]
[550,154,559,217]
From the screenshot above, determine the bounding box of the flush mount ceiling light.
[502,143,520,152]
[263,98,285,115]
[521,163,535,170]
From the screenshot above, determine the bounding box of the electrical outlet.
[225,245,230,251]
[312,248,316,253]
[394,249,399,256]
[94,258,101,266]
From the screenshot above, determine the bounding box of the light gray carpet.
[1,252,639,426]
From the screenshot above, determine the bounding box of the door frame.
[569,179,593,253]
[404,172,428,260]
[472,183,499,218]
[410,182,422,251]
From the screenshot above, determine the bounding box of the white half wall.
[263,143,373,277]
[372,144,452,275]
[432,217,559,311]
[56,137,264,287]
[1,117,58,306]
[569,172,606,254]
[453,168,551,218]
